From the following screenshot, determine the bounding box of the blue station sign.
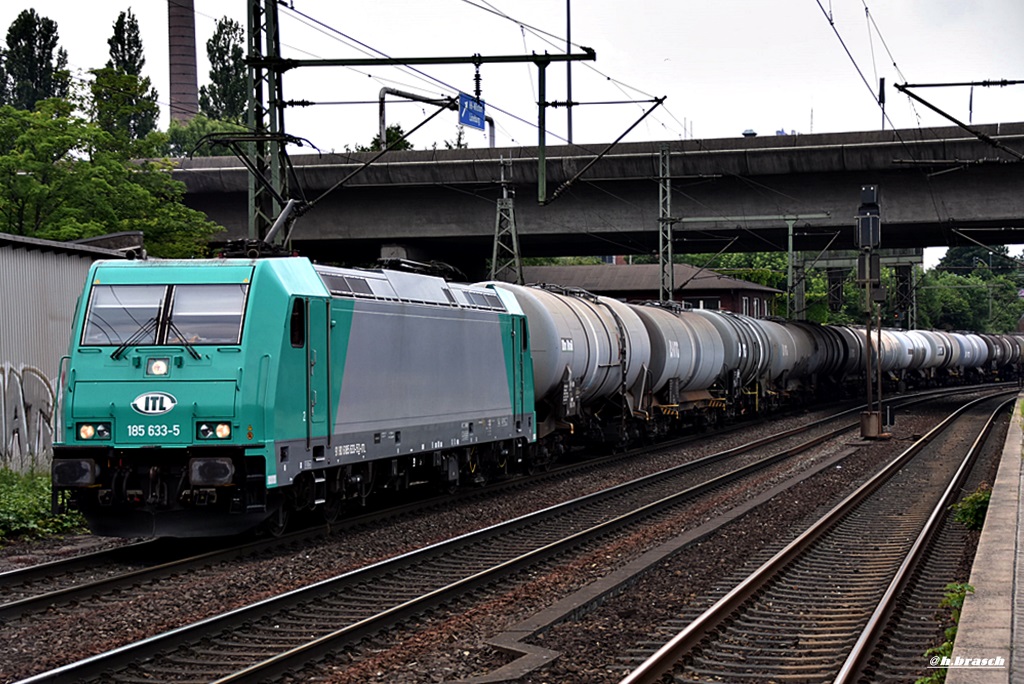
[458,93,486,131]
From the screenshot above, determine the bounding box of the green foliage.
[444,125,468,150]
[0,100,221,257]
[0,469,85,543]
[694,248,1024,331]
[90,68,159,147]
[164,114,248,158]
[939,582,974,623]
[916,583,974,684]
[0,46,7,105]
[938,245,1016,276]
[521,248,1024,331]
[523,256,605,266]
[676,251,788,291]
[106,9,145,76]
[915,267,1024,333]
[951,483,992,531]
[918,630,955,684]
[2,9,69,110]
[93,9,158,142]
[199,17,246,123]
[354,123,415,152]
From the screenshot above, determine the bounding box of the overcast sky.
[3,0,1022,152]
[2,1,1023,264]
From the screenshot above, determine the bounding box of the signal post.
[856,185,887,439]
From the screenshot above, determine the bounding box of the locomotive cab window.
[81,283,248,346]
[167,285,248,345]
[82,285,165,345]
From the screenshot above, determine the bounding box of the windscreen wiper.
[166,320,202,360]
[110,317,158,360]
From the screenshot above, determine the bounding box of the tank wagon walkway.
[947,391,1024,684]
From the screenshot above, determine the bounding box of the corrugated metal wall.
[0,245,102,472]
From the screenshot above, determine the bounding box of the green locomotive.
[51,257,536,537]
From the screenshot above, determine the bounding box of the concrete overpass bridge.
[176,122,1024,276]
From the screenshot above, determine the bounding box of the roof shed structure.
[1,233,124,471]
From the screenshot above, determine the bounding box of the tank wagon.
[52,257,1024,538]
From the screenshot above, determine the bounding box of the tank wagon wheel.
[524,444,552,475]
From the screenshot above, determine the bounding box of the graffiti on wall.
[1,364,56,473]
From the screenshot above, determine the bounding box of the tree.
[0,47,7,105]
[915,270,986,331]
[2,9,69,110]
[106,9,145,76]
[0,100,220,257]
[444,125,468,150]
[164,114,248,158]
[198,17,246,123]
[90,68,159,149]
[937,245,1016,275]
[90,9,159,144]
[353,124,415,152]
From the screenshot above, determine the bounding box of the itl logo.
[131,392,177,415]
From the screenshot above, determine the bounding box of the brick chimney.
[168,0,199,122]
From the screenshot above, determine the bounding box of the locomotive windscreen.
[82,283,249,346]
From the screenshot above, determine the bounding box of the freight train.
[51,257,1023,537]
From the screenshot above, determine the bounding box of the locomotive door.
[304,297,331,447]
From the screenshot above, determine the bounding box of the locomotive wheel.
[321,492,343,523]
[264,506,290,537]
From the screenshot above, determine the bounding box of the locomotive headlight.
[77,422,111,440]
[147,357,170,376]
[197,422,232,440]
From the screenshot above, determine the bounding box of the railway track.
[0,395,860,623]
[1,384,980,626]
[619,390,1013,684]
[0,398,788,617]
[14,387,992,683]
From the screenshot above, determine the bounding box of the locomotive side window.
[82,285,165,345]
[345,277,373,296]
[167,284,248,344]
[290,299,305,348]
[319,274,350,295]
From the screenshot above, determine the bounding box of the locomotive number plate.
[127,424,181,438]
